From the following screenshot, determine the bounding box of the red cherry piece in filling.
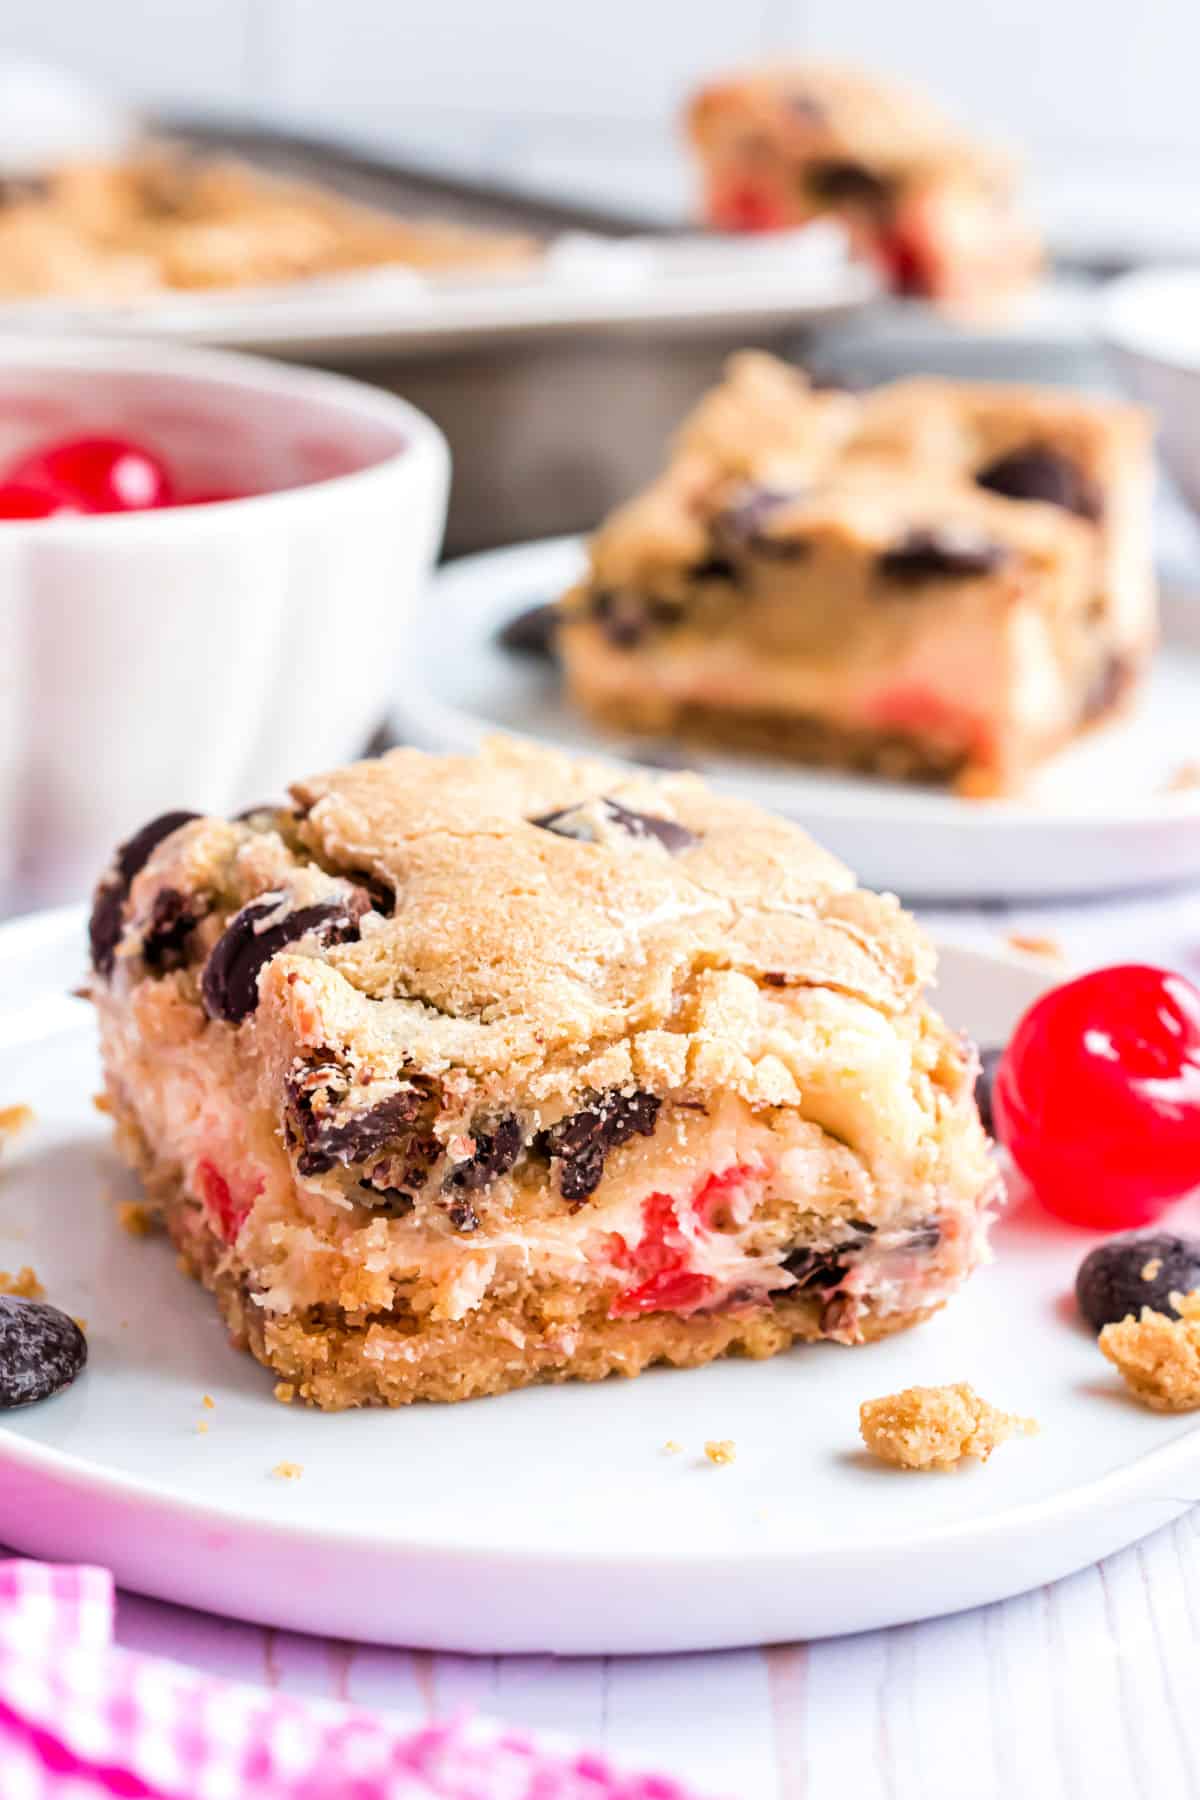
[196,1158,254,1243]
[992,964,1200,1228]
[10,435,173,513]
[0,482,72,520]
[711,184,785,232]
[610,1189,717,1317]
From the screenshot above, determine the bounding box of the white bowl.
[1102,266,1200,515]
[0,337,449,908]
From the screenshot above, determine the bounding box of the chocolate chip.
[141,886,204,972]
[338,869,396,917]
[0,1297,87,1410]
[545,1089,661,1203]
[90,809,201,976]
[202,893,368,1024]
[287,1066,433,1177]
[877,526,1010,584]
[533,796,698,854]
[589,589,680,650]
[448,1116,522,1191]
[688,555,739,584]
[903,1222,942,1252]
[806,160,891,209]
[447,1197,480,1233]
[975,446,1102,521]
[783,1244,856,1290]
[975,1047,1003,1135]
[497,601,561,660]
[715,485,808,557]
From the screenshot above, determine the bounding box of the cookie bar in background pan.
[89,741,996,1408]
[557,354,1154,797]
[686,63,1040,313]
[0,148,536,301]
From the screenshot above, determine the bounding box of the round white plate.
[390,536,1200,901]
[2,908,1199,1653]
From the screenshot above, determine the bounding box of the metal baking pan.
[3,116,877,552]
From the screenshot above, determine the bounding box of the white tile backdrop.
[8,0,1198,157]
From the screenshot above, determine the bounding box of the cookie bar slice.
[90,740,996,1409]
[686,62,1040,312]
[558,353,1154,794]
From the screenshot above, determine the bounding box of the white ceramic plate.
[390,536,1200,901]
[2,908,1199,1653]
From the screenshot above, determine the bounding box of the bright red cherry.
[0,482,72,520]
[993,964,1200,1228]
[10,435,173,513]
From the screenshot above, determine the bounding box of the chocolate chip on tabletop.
[1076,1232,1200,1334]
[89,808,201,976]
[0,1296,87,1410]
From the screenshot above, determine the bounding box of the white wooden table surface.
[8,890,1198,1800]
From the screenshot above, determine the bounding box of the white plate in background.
[390,536,1200,902]
[1,910,1197,1652]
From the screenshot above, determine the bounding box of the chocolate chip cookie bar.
[0,149,534,301]
[558,354,1154,794]
[686,63,1040,312]
[89,741,996,1408]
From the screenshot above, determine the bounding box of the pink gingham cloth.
[0,1559,712,1800]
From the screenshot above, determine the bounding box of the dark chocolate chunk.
[903,1222,942,1252]
[286,1066,433,1177]
[497,601,561,660]
[338,869,396,917]
[533,796,698,854]
[447,1197,480,1233]
[202,893,368,1024]
[545,1089,661,1203]
[877,526,1010,584]
[806,160,891,208]
[448,1116,522,1191]
[688,555,740,584]
[89,809,201,976]
[0,1297,87,1410]
[1076,1232,1200,1333]
[975,1046,1004,1136]
[783,1243,856,1290]
[140,886,204,972]
[714,484,808,557]
[975,445,1102,521]
[588,589,681,650]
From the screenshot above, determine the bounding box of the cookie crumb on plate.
[0,1104,34,1148]
[117,1200,158,1237]
[273,1382,296,1405]
[0,1266,45,1301]
[1100,1291,1200,1411]
[1004,932,1065,962]
[860,1382,1038,1470]
[272,1461,304,1481]
[705,1439,736,1465]
[662,1439,682,1454]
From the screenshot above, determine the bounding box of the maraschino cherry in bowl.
[0,337,449,906]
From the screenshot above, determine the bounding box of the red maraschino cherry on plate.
[993,963,1200,1228]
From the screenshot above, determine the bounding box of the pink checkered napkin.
[0,1559,710,1799]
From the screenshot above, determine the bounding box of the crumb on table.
[202,1393,215,1410]
[1100,1291,1200,1411]
[0,1104,34,1148]
[273,1382,296,1406]
[92,1092,113,1116]
[272,1461,304,1481]
[662,1439,683,1455]
[0,1265,45,1301]
[1004,932,1065,962]
[704,1439,736,1466]
[1164,762,1200,793]
[860,1382,1039,1471]
[117,1200,158,1238]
